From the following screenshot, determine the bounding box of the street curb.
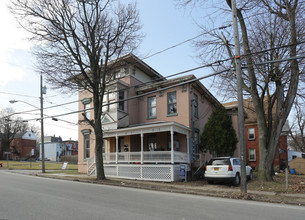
[33,173,305,207]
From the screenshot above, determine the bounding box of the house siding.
[77,55,219,177]
[137,86,191,127]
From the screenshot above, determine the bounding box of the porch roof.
[103,121,190,138]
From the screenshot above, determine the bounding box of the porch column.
[140,130,144,164]
[171,127,174,164]
[187,133,190,164]
[115,134,118,164]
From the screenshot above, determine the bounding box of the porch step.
[88,163,96,176]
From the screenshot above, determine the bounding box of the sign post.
[4,152,11,168]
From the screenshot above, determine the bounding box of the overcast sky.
[0,0,219,141]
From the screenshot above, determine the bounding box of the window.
[115,70,121,79]
[81,98,92,120]
[233,159,240,165]
[194,94,198,118]
[148,134,157,151]
[118,90,125,111]
[208,158,230,165]
[167,91,177,116]
[249,148,256,161]
[84,103,90,119]
[84,134,90,159]
[147,96,156,119]
[248,128,255,140]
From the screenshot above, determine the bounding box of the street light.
[9,100,39,110]
[9,75,47,173]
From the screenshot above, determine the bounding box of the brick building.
[62,140,78,156]
[224,99,288,170]
[10,131,37,160]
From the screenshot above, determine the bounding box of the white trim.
[103,122,190,138]
[248,128,255,140]
[140,130,144,164]
[115,134,118,164]
[249,148,256,161]
[171,127,174,164]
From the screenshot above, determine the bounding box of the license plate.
[214,168,219,171]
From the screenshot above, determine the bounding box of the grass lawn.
[0,160,78,171]
[247,172,305,193]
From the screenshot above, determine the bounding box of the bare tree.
[179,0,305,181]
[289,101,305,152]
[0,108,29,159]
[9,0,143,180]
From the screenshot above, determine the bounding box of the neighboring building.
[10,131,37,160]
[289,157,305,174]
[40,135,64,161]
[288,150,305,165]
[78,53,219,182]
[44,136,62,143]
[224,99,289,170]
[62,140,78,156]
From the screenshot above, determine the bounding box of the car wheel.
[247,170,253,181]
[207,180,214,184]
[233,173,240,186]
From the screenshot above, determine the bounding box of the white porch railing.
[103,151,188,164]
[87,155,96,176]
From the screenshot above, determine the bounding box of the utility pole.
[231,0,247,193]
[40,74,46,173]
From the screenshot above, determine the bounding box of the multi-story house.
[62,139,78,156]
[40,135,65,161]
[224,99,289,170]
[78,54,219,182]
[10,131,37,160]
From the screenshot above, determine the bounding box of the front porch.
[88,122,191,182]
[103,151,189,164]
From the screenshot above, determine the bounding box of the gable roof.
[14,132,28,139]
[14,131,37,140]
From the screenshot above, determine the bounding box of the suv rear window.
[208,158,231,165]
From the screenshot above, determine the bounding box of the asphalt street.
[0,170,304,220]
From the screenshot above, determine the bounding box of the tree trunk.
[95,126,105,180]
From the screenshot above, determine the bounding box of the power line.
[23,52,305,122]
[100,40,305,96]
[0,91,38,99]
[142,25,232,60]
[19,67,231,122]
[2,39,305,120]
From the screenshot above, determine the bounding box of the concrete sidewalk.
[7,169,305,206]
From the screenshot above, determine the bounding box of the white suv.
[205,157,253,186]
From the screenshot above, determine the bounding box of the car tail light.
[205,165,207,171]
[228,165,233,171]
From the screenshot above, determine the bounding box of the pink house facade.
[78,54,219,181]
